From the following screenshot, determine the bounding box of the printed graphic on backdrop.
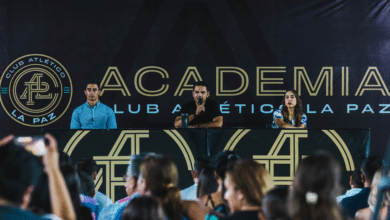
[44,128,369,201]
[208,129,369,185]
[0,54,72,127]
[44,129,207,202]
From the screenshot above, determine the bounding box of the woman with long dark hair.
[137,154,184,220]
[221,159,271,220]
[287,153,344,220]
[197,166,219,210]
[271,90,307,129]
[211,151,240,216]
[137,154,210,220]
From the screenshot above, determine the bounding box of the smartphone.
[14,136,46,156]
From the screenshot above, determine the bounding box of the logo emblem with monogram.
[0,54,72,127]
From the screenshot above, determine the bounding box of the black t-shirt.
[180,99,221,125]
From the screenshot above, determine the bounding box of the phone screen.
[14,136,46,156]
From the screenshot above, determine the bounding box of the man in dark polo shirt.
[340,155,382,218]
[174,81,223,128]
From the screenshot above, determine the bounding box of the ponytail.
[158,184,185,220]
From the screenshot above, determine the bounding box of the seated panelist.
[70,80,117,129]
[271,90,307,129]
[174,81,223,128]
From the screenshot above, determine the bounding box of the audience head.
[138,154,183,220]
[263,186,289,220]
[29,152,83,217]
[121,196,166,220]
[60,163,82,218]
[193,154,217,198]
[59,152,73,167]
[361,155,382,185]
[125,153,147,197]
[368,170,390,208]
[213,151,239,182]
[76,158,98,180]
[78,171,95,198]
[196,165,218,198]
[350,169,364,188]
[29,174,51,214]
[0,141,43,208]
[224,159,269,214]
[192,154,212,182]
[288,152,342,220]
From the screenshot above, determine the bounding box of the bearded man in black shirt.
[174,81,223,128]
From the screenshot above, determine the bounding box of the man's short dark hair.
[76,158,98,176]
[193,81,209,91]
[361,155,382,183]
[86,80,100,90]
[0,142,42,204]
[351,169,364,188]
[78,171,95,197]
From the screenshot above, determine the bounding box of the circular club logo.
[0,54,72,127]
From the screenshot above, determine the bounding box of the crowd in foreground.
[0,134,387,220]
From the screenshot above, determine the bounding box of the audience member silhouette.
[212,151,240,216]
[263,186,289,220]
[121,196,166,220]
[340,155,382,218]
[181,154,213,201]
[222,159,270,220]
[76,157,112,207]
[355,170,390,220]
[337,169,364,203]
[287,153,344,220]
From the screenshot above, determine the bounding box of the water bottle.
[181,113,188,128]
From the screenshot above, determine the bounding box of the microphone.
[198,98,205,116]
[198,98,203,105]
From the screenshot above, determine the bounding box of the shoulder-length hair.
[226,159,271,207]
[281,90,304,126]
[140,154,184,220]
[287,153,342,220]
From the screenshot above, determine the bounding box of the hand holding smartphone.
[14,136,47,156]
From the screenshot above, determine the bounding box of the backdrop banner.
[44,128,369,202]
[0,0,388,154]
